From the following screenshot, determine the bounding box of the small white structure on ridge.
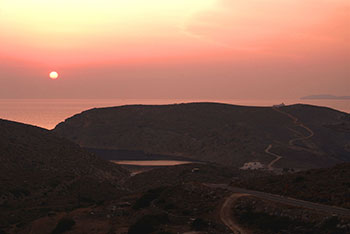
[240,161,264,170]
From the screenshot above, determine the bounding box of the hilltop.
[54,103,350,169]
[0,119,129,230]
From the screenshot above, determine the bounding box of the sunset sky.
[1,0,349,99]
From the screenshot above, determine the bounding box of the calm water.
[111,160,193,166]
[0,98,349,129]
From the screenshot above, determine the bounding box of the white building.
[240,162,264,170]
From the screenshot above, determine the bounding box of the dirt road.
[207,184,350,217]
[220,193,251,234]
[265,107,316,169]
[265,144,283,170]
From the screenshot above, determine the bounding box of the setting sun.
[0,0,349,233]
[49,71,59,79]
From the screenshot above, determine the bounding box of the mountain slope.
[0,119,129,229]
[235,163,350,209]
[53,103,350,169]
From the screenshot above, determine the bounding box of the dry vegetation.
[0,119,129,232]
[234,196,350,234]
[235,163,350,209]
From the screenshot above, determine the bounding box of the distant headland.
[301,94,350,100]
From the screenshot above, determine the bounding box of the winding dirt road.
[273,107,315,146]
[205,183,350,234]
[207,184,350,217]
[220,193,251,234]
[265,144,283,170]
[265,107,316,170]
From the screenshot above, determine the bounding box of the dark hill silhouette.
[53,103,350,169]
[0,119,128,228]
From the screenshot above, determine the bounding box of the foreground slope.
[235,162,350,209]
[0,119,128,229]
[18,162,350,234]
[54,103,350,169]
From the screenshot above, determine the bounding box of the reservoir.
[111,160,194,166]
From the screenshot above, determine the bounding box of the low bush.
[237,208,304,232]
[191,218,209,231]
[52,217,75,234]
[128,214,169,234]
[133,187,166,210]
[9,188,30,198]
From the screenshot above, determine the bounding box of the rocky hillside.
[54,103,350,169]
[0,119,129,229]
[235,163,350,209]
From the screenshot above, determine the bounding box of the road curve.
[265,107,316,170]
[265,144,283,170]
[220,193,251,234]
[273,107,315,147]
[205,184,350,218]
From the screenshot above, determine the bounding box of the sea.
[0,98,349,130]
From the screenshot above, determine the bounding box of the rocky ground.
[11,182,232,234]
[234,163,350,209]
[234,196,350,234]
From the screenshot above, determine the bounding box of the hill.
[0,119,129,230]
[234,163,350,209]
[53,103,350,169]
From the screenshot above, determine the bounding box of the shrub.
[52,217,75,234]
[191,218,209,231]
[322,216,339,230]
[164,202,176,210]
[133,187,166,210]
[9,188,30,198]
[128,214,168,234]
[182,210,191,216]
[237,209,302,232]
[293,176,305,183]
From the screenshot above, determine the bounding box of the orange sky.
[1,0,349,99]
